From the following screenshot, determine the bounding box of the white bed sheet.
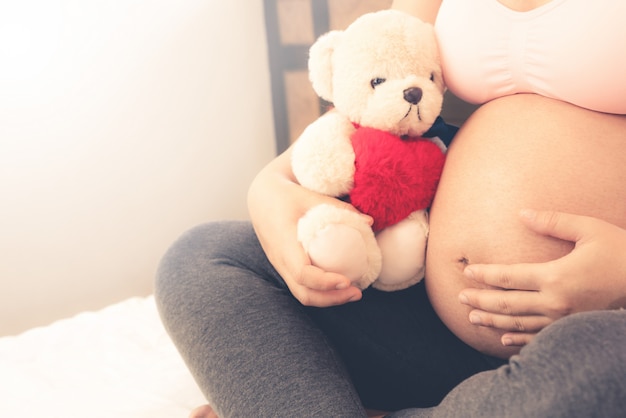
[0,296,206,418]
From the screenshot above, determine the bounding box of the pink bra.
[435,0,626,114]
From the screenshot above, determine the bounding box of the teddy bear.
[291,9,456,291]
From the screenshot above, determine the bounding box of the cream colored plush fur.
[292,10,446,291]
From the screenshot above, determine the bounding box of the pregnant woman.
[156,0,626,416]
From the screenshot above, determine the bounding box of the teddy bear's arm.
[291,110,357,197]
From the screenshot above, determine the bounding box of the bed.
[0,296,206,418]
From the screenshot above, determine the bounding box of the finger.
[464,263,543,291]
[289,262,363,306]
[341,204,374,226]
[276,241,363,307]
[519,209,587,243]
[298,264,354,291]
[459,288,543,315]
[290,283,362,307]
[501,332,536,347]
[467,309,552,333]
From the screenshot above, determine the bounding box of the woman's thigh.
[155,221,366,417]
[155,221,504,413]
[390,310,626,418]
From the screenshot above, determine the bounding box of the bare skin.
[186,0,626,415]
[188,404,218,418]
[425,94,626,358]
[188,404,388,418]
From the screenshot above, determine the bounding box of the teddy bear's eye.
[370,78,386,89]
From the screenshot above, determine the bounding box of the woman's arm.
[248,0,442,308]
[247,145,367,307]
[391,0,442,24]
[459,209,626,346]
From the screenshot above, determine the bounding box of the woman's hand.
[459,209,626,346]
[247,146,368,307]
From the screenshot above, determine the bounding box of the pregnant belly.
[425,94,626,358]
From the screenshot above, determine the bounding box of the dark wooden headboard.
[263,0,476,154]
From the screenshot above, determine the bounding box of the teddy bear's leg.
[297,204,382,290]
[373,209,429,291]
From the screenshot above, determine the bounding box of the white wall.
[0,0,275,336]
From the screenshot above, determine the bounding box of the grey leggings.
[155,221,626,417]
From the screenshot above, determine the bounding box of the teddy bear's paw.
[308,224,370,285]
[373,210,429,291]
[297,204,382,289]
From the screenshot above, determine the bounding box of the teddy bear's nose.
[403,87,423,105]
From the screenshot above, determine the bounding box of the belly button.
[457,256,470,267]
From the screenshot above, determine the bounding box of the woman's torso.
[426,94,626,358]
[425,0,626,358]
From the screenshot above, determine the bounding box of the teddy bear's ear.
[308,30,342,102]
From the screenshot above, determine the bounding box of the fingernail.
[335,281,349,290]
[459,293,469,304]
[463,268,474,279]
[348,294,361,303]
[502,337,513,346]
[469,313,481,325]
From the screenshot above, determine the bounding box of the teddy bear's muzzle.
[403,87,423,105]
